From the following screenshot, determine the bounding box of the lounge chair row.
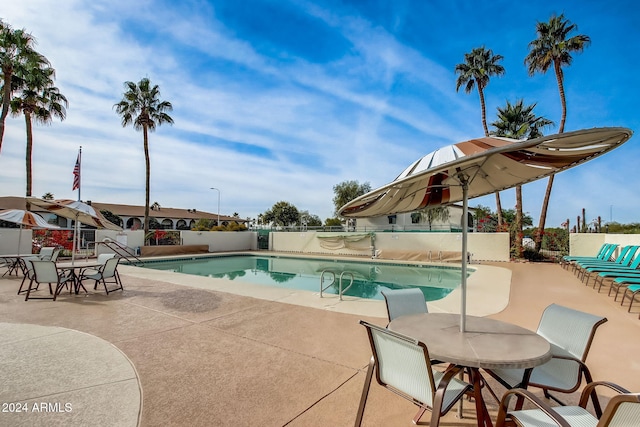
[564,243,640,319]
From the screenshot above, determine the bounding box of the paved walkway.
[1,259,639,426]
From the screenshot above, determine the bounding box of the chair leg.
[354,356,375,427]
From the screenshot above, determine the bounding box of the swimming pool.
[140,255,466,302]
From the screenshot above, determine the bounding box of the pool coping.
[119,251,511,318]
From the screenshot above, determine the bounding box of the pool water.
[141,255,465,302]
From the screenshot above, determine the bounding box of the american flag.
[72,153,80,190]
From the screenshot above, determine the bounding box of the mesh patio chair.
[79,257,123,295]
[485,304,608,416]
[24,260,74,301]
[496,381,639,427]
[381,288,428,323]
[37,247,56,261]
[355,321,471,427]
[17,256,41,295]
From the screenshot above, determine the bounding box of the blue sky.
[1,0,638,227]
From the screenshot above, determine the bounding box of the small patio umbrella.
[0,209,60,255]
[26,198,122,264]
[339,127,633,331]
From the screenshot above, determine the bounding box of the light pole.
[210,187,220,226]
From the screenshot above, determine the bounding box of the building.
[0,196,247,230]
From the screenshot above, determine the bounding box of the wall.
[569,233,640,258]
[271,231,511,262]
[0,229,33,255]
[93,230,256,256]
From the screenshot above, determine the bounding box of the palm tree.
[10,65,68,201]
[0,20,49,153]
[490,99,553,257]
[525,14,590,251]
[455,46,506,225]
[114,77,173,240]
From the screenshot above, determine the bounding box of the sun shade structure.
[0,209,60,255]
[339,127,633,332]
[27,198,123,264]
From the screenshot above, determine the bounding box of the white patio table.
[388,313,552,427]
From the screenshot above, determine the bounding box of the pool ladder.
[319,270,354,301]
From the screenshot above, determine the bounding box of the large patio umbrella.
[339,127,633,331]
[0,209,60,255]
[26,198,122,264]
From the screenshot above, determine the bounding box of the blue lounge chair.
[574,245,636,279]
[579,246,640,287]
[621,284,640,313]
[562,243,617,271]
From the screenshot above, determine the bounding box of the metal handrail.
[338,271,354,301]
[319,269,336,298]
[98,238,145,266]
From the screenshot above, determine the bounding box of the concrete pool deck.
[1,258,639,426]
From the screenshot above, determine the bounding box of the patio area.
[1,259,639,426]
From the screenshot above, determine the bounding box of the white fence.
[3,227,638,263]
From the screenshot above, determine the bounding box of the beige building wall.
[270,231,510,262]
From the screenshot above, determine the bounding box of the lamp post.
[210,187,220,226]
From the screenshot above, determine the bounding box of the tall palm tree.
[0,20,49,153]
[114,77,173,240]
[525,14,590,251]
[455,46,506,225]
[490,99,553,257]
[10,65,68,200]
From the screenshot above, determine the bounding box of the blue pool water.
[140,255,465,302]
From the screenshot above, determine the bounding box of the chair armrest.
[578,381,631,408]
[497,388,571,427]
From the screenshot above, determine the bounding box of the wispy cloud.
[1,0,638,226]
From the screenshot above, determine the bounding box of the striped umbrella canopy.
[26,198,122,264]
[0,209,60,256]
[26,199,122,231]
[339,127,633,331]
[0,209,57,228]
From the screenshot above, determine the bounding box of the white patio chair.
[355,321,471,426]
[37,247,56,261]
[496,381,639,427]
[79,257,123,295]
[381,288,428,323]
[17,256,41,295]
[25,260,74,301]
[485,304,608,416]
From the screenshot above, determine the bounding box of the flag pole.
[72,146,82,263]
[77,146,82,201]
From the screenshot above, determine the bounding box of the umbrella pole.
[71,217,79,266]
[460,181,468,333]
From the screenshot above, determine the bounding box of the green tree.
[114,77,174,240]
[455,46,506,225]
[490,99,553,256]
[100,210,123,227]
[11,65,67,200]
[0,20,49,153]
[414,206,450,231]
[333,180,371,216]
[299,210,322,227]
[525,14,590,251]
[262,201,299,227]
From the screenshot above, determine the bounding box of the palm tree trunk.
[535,62,566,252]
[25,112,33,197]
[535,175,554,252]
[143,125,150,241]
[515,185,523,258]
[0,70,12,153]
[479,85,503,225]
[555,61,566,133]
